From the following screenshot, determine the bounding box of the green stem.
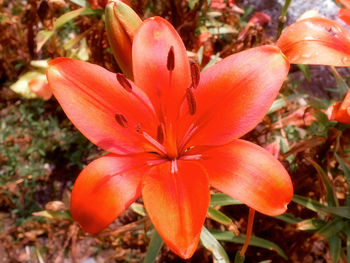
[276,0,293,40]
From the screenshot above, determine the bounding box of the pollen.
[167,46,175,71]
[116,73,132,92]
[186,88,197,115]
[153,30,161,39]
[115,113,128,128]
[190,61,200,89]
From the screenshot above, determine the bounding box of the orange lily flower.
[46,16,350,258]
[337,0,350,25]
[327,90,350,124]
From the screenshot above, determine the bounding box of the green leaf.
[292,195,327,213]
[210,230,287,260]
[234,252,245,263]
[330,66,349,95]
[144,229,164,263]
[130,203,147,217]
[274,213,302,224]
[336,154,350,206]
[344,222,350,263]
[293,195,350,219]
[200,227,230,263]
[296,219,326,231]
[210,193,242,206]
[197,46,204,66]
[297,64,311,82]
[306,158,337,206]
[202,53,221,71]
[317,218,344,239]
[207,207,233,226]
[32,210,73,220]
[36,30,54,52]
[321,206,350,219]
[54,8,85,29]
[188,0,199,9]
[267,94,308,114]
[329,235,341,263]
[69,0,87,7]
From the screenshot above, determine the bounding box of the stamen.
[171,159,178,174]
[142,131,167,155]
[239,208,256,257]
[167,46,175,71]
[115,113,128,128]
[180,154,202,160]
[186,88,197,115]
[190,61,200,89]
[116,73,132,92]
[157,124,164,144]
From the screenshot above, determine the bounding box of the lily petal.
[339,8,350,25]
[47,58,157,155]
[71,153,149,233]
[329,90,350,123]
[142,160,209,258]
[179,45,289,148]
[338,0,350,9]
[133,16,191,121]
[276,17,350,66]
[200,139,293,216]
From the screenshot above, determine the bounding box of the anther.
[116,73,132,92]
[115,113,128,128]
[167,46,175,71]
[156,124,164,144]
[186,88,196,115]
[190,61,200,89]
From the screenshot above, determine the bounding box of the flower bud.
[105,0,142,79]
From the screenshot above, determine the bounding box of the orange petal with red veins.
[142,160,210,258]
[71,153,149,233]
[277,17,350,66]
[339,8,350,25]
[132,16,191,121]
[179,45,289,148]
[47,58,157,155]
[201,140,293,216]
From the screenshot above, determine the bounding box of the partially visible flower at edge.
[326,89,350,124]
[337,0,350,25]
[46,15,350,259]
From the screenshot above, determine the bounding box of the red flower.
[327,90,350,124]
[46,16,350,258]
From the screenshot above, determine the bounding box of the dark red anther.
[190,61,200,89]
[116,73,132,92]
[157,124,164,144]
[167,46,175,71]
[186,88,196,115]
[115,113,128,128]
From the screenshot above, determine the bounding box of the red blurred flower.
[326,90,350,124]
[238,11,271,41]
[46,16,350,258]
[28,78,52,101]
[209,0,244,13]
